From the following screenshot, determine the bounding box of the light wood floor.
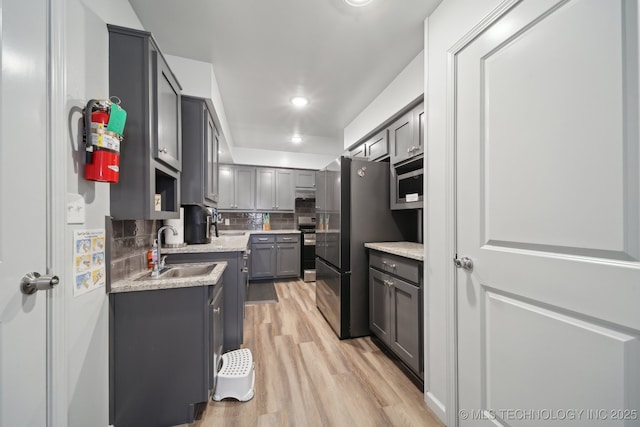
[192,279,444,427]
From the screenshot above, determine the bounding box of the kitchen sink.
[136,263,217,280]
[220,231,246,236]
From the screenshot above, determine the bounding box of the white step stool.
[212,348,255,402]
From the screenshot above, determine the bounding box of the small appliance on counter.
[163,207,185,247]
[183,204,212,244]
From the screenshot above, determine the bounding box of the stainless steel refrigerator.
[315,156,406,339]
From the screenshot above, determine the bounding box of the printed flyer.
[73,229,106,297]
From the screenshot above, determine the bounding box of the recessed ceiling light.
[291,135,302,144]
[344,0,372,6]
[290,96,309,107]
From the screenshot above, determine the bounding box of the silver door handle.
[21,272,59,295]
[454,257,474,271]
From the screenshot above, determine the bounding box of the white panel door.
[0,0,49,426]
[454,0,640,425]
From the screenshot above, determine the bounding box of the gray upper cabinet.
[154,55,181,171]
[349,142,367,158]
[108,25,182,220]
[365,129,389,161]
[390,102,424,164]
[349,129,388,162]
[218,165,255,211]
[255,168,275,210]
[255,168,294,211]
[295,170,315,189]
[181,96,219,207]
[389,110,414,164]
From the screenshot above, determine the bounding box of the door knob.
[21,272,59,295]
[160,147,168,154]
[454,257,473,271]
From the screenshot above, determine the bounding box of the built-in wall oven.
[390,154,423,210]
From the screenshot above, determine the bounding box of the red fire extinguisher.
[84,97,127,183]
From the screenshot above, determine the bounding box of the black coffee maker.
[183,204,212,244]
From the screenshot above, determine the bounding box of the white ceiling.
[128,0,441,161]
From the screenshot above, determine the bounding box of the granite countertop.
[162,229,300,255]
[364,242,424,261]
[110,261,227,293]
[248,229,300,235]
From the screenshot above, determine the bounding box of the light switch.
[224,218,230,226]
[66,193,85,224]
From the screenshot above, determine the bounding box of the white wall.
[63,1,142,425]
[343,50,424,150]
[231,147,336,170]
[165,54,236,161]
[424,0,503,425]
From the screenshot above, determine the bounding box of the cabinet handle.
[241,267,249,273]
[258,238,268,241]
[382,261,396,269]
[383,279,395,288]
[213,307,221,314]
[282,237,292,241]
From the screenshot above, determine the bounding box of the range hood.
[295,188,316,200]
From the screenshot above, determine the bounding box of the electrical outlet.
[224,218,230,226]
[66,193,85,224]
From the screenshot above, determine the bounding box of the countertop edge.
[364,242,424,261]
[109,261,227,294]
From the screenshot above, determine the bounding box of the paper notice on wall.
[406,193,419,202]
[73,229,106,297]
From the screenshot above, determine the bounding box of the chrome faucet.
[152,225,178,277]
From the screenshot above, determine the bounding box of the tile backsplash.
[217,199,316,231]
[108,219,160,284]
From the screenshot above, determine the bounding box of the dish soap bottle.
[147,239,158,269]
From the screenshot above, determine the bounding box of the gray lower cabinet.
[249,234,300,280]
[369,250,422,378]
[166,250,248,352]
[109,284,220,427]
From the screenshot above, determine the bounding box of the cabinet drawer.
[251,234,275,244]
[276,234,299,243]
[370,251,420,284]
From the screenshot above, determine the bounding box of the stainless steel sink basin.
[220,231,246,236]
[136,263,216,281]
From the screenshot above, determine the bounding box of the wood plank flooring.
[191,279,443,427]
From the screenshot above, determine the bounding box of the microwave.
[390,155,423,210]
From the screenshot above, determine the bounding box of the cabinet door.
[369,268,391,344]
[235,167,255,210]
[389,276,421,375]
[255,168,275,210]
[295,170,315,188]
[250,243,276,279]
[366,129,389,161]
[205,112,218,204]
[412,103,424,158]
[218,165,235,209]
[349,142,366,158]
[276,242,299,277]
[275,169,294,211]
[210,286,224,393]
[389,110,414,164]
[154,50,181,171]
